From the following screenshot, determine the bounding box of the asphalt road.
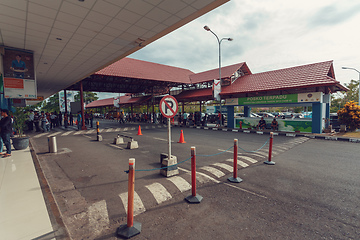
[30,120,360,239]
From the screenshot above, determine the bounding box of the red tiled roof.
[86,95,132,108]
[189,62,247,84]
[95,57,193,84]
[221,60,346,95]
[176,88,213,101]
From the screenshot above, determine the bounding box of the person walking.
[27,109,34,131]
[0,109,13,158]
[77,111,82,130]
[34,111,40,132]
[69,112,73,126]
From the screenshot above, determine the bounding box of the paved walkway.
[0,147,55,240]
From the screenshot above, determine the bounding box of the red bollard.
[117,158,141,238]
[185,146,203,203]
[228,139,243,183]
[239,121,242,129]
[264,132,276,165]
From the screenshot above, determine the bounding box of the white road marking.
[115,128,122,131]
[167,176,191,192]
[178,167,220,184]
[106,128,113,132]
[33,132,50,138]
[88,200,110,236]
[86,129,95,134]
[119,191,146,216]
[61,131,74,136]
[226,159,249,168]
[200,166,225,178]
[223,183,267,199]
[145,183,172,204]
[108,144,124,150]
[48,132,61,137]
[211,163,233,172]
[153,137,174,142]
[83,135,92,139]
[239,156,258,163]
[73,131,84,135]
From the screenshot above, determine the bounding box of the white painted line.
[232,129,239,132]
[86,129,95,134]
[83,135,92,139]
[99,129,104,133]
[222,129,228,132]
[153,137,175,143]
[119,191,146,216]
[88,200,110,235]
[218,148,233,154]
[286,133,296,137]
[178,167,220,184]
[106,128,113,132]
[61,131,74,136]
[123,127,128,131]
[196,171,220,183]
[196,126,201,129]
[212,128,218,131]
[152,126,156,129]
[145,183,172,204]
[247,153,266,159]
[204,127,209,130]
[48,132,61,137]
[33,132,50,138]
[223,183,267,199]
[239,156,258,163]
[200,166,225,178]
[256,131,264,134]
[73,131,84,135]
[108,144,124,150]
[227,159,249,168]
[211,163,233,172]
[243,130,250,133]
[167,176,191,192]
[272,132,279,136]
[115,128,122,131]
[253,151,268,157]
[130,127,136,130]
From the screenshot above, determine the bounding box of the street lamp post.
[204,25,233,126]
[342,66,360,105]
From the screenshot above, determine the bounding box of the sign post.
[160,95,178,159]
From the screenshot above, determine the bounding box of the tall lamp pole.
[204,25,233,126]
[342,66,360,105]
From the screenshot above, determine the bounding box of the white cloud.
[130,0,360,86]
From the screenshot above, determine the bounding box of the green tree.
[74,91,99,104]
[337,101,360,131]
[41,94,60,113]
[343,80,359,103]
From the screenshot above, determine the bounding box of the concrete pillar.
[244,106,251,117]
[80,81,87,130]
[227,105,235,128]
[312,102,322,133]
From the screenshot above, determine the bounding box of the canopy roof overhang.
[0,0,229,99]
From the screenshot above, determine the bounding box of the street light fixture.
[342,66,360,105]
[204,25,233,126]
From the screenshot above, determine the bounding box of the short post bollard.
[264,132,275,165]
[96,121,103,141]
[228,139,243,183]
[48,136,57,153]
[117,158,141,238]
[185,146,203,203]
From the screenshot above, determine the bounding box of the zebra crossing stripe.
[200,166,225,178]
[73,131,84,135]
[88,200,109,235]
[167,176,191,192]
[145,183,172,204]
[178,167,220,184]
[226,159,249,168]
[61,131,74,136]
[211,163,233,172]
[86,129,95,134]
[115,128,122,131]
[48,132,61,137]
[119,191,146,216]
[239,156,258,163]
[106,128,113,132]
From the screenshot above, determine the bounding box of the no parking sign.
[160,95,178,118]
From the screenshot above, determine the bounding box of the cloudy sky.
[99,0,360,99]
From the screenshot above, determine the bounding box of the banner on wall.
[225,92,323,106]
[59,91,74,113]
[213,79,221,101]
[2,48,36,99]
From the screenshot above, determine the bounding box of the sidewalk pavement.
[0,146,56,240]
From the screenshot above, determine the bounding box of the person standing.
[69,112,73,126]
[0,109,13,158]
[77,111,82,130]
[27,109,34,131]
[64,112,68,128]
[34,111,40,132]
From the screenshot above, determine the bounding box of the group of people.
[0,109,13,158]
[26,110,75,132]
[257,117,279,131]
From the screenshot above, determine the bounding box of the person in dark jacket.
[0,109,12,157]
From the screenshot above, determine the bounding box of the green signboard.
[237,94,298,105]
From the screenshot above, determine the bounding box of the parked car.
[257,112,275,118]
[250,113,261,118]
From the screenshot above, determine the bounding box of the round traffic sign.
[160,95,178,118]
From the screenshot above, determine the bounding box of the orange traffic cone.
[137,125,143,135]
[178,130,186,143]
